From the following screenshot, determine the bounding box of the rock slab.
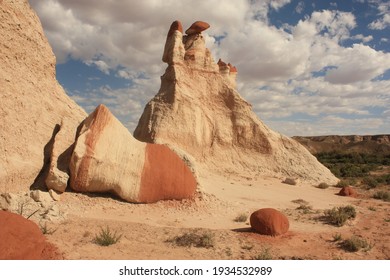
[70,104,197,203]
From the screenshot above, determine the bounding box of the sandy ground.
[36,170,390,260]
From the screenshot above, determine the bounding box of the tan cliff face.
[0,0,86,192]
[134,20,338,185]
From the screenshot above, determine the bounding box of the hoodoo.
[134,20,338,185]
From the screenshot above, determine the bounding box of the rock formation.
[0,211,62,260]
[250,208,289,236]
[69,105,197,203]
[134,20,338,185]
[0,0,86,193]
[338,186,357,197]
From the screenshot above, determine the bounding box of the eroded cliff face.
[134,20,338,184]
[0,0,86,192]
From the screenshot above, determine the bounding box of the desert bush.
[317,182,329,189]
[341,236,370,252]
[335,180,349,188]
[332,233,342,242]
[93,226,122,246]
[168,231,215,248]
[252,247,272,260]
[296,204,313,214]
[373,191,390,202]
[234,213,248,222]
[323,205,356,226]
[39,221,57,235]
[362,177,379,189]
[291,199,309,205]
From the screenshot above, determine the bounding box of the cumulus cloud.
[368,0,390,29]
[30,0,390,135]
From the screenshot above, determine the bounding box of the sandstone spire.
[134,20,338,184]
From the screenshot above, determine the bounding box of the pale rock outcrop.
[70,104,197,203]
[134,20,338,185]
[0,0,86,193]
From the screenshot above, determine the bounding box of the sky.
[30,0,390,136]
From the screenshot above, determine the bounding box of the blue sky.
[30,0,390,136]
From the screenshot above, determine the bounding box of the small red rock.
[0,211,62,259]
[167,20,183,37]
[250,208,289,236]
[185,21,210,35]
[338,186,357,197]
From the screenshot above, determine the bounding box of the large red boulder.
[250,208,289,236]
[0,211,61,259]
[338,186,357,197]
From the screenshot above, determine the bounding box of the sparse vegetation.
[317,182,329,189]
[373,191,390,202]
[341,236,371,252]
[296,204,313,214]
[332,233,342,242]
[323,205,356,227]
[291,199,309,205]
[39,221,57,235]
[368,206,377,211]
[241,244,254,251]
[93,226,122,246]
[167,230,215,248]
[252,247,272,260]
[234,213,248,222]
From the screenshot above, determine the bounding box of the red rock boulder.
[185,21,210,35]
[250,208,289,236]
[338,186,357,197]
[167,20,183,37]
[0,211,61,259]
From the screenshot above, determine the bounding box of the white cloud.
[368,1,390,30]
[30,0,390,135]
[351,34,373,43]
[295,1,305,14]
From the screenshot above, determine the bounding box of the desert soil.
[37,169,390,260]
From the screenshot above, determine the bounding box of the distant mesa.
[185,21,210,35]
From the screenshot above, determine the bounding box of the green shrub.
[336,180,349,188]
[323,205,356,227]
[317,182,329,189]
[362,177,378,189]
[168,231,215,248]
[234,213,248,222]
[341,236,370,252]
[332,233,342,242]
[373,191,390,202]
[252,247,272,260]
[93,226,122,246]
